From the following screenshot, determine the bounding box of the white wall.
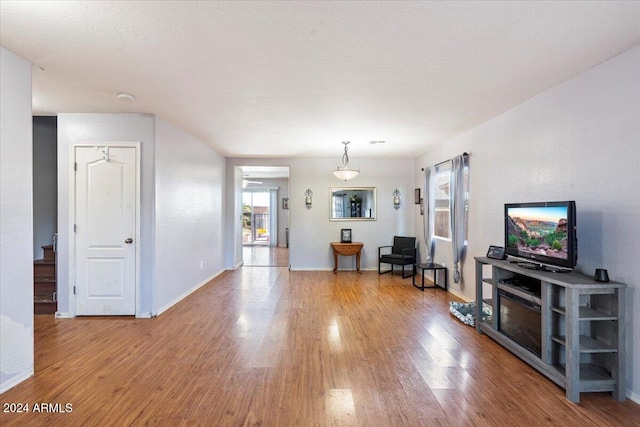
[57,114,227,317]
[290,157,415,270]
[57,113,156,317]
[226,157,415,271]
[32,116,57,259]
[153,117,226,314]
[0,47,34,393]
[415,45,640,400]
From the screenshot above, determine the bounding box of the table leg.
[333,249,338,273]
[356,250,361,273]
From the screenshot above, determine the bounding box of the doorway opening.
[240,166,289,267]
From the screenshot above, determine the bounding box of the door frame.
[68,142,141,317]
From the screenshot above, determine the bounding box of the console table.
[475,257,626,402]
[331,242,363,273]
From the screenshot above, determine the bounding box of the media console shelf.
[475,256,626,403]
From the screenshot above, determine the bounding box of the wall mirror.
[330,187,376,221]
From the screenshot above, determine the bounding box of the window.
[332,194,346,218]
[434,167,451,239]
[433,164,469,240]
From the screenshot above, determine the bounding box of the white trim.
[0,368,34,394]
[70,142,141,317]
[154,270,224,316]
[627,389,640,405]
[136,312,153,319]
[243,186,280,191]
[67,143,75,317]
[228,261,244,270]
[446,287,472,302]
[54,311,73,319]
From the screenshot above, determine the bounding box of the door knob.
[125,238,133,244]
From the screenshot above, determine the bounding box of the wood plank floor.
[242,246,289,267]
[1,268,639,426]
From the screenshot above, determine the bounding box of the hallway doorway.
[240,166,289,267]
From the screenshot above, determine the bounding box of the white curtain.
[450,154,467,282]
[423,166,436,263]
[270,189,278,247]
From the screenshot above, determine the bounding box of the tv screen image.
[504,201,576,270]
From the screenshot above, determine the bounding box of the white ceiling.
[2,1,639,159]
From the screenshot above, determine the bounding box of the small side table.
[330,242,364,273]
[413,263,448,291]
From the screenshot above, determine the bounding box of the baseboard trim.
[55,311,73,319]
[627,389,640,404]
[155,270,224,316]
[446,287,472,302]
[1,369,34,394]
[227,261,244,271]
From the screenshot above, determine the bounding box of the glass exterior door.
[242,191,270,245]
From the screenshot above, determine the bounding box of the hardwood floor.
[1,268,639,426]
[243,246,289,267]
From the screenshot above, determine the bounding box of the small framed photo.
[414,188,421,205]
[282,198,289,209]
[340,229,352,243]
[420,198,424,215]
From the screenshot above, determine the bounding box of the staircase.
[34,244,57,315]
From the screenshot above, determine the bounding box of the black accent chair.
[378,236,417,278]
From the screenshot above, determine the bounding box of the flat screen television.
[504,201,577,271]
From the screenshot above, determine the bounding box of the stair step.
[42,244,56,260]
[34,259,55,276]
[34,246,57,315]
[35,282,56,296]
[34,300,57,315]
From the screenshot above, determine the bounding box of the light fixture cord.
[342,142,350,168]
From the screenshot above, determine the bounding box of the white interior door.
[74,145,137,315]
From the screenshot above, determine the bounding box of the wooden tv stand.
[475,257,626,403]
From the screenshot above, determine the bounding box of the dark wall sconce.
[305,189,313,209]
[393,189,401,210]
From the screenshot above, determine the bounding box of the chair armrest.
[378,245,393,257]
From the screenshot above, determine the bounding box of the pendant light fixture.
[332,141,360,181]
